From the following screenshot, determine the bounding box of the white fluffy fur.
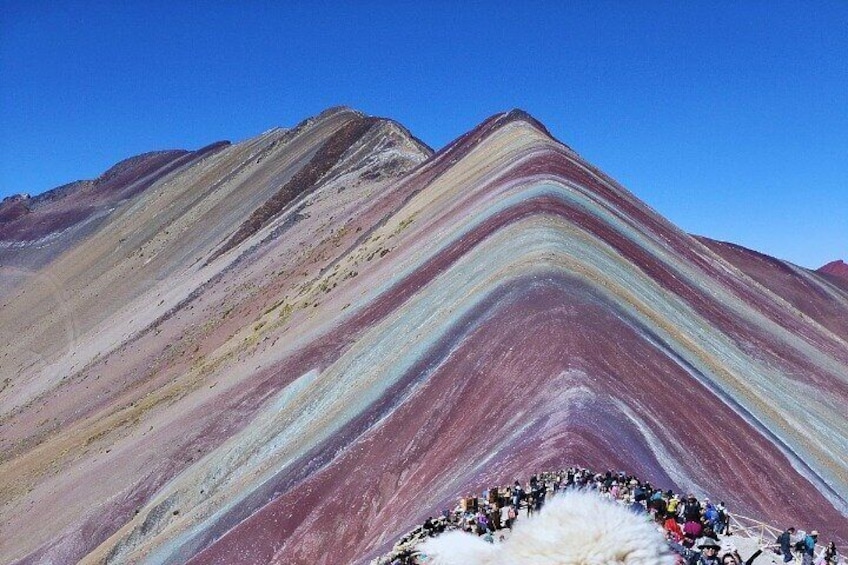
[417,531,498,563]
[417,490,675,565]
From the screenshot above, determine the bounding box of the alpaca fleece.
[418,490,675,565]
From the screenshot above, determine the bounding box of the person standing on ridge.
[802,531,819,565]
[777,527,796,563]
[667,493,680,517]
[511,480,523,509]
[499,503,512,530]
[682,494,703,538]
[715,502,728,535]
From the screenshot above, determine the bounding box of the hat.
[697,537,721,550]
[811,530,819,536]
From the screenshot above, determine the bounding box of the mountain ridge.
[1,107,845,564]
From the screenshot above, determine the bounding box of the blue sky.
[1,1,845,268]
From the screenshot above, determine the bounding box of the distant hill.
[1,108,845,564]
[818,259,848,281]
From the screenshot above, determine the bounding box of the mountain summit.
[1,108,846,564]
[818,259,848,282]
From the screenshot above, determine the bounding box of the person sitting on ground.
[815,541,840,565]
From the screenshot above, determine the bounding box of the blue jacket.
[777,531,792,553]
[804,535,816,556]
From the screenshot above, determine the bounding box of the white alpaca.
[418,490,675,565]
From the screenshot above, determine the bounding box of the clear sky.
[1,1,845,269]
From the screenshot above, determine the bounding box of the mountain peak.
[472,108,556,143]
[818,259,848,281]
[498,108,555,137]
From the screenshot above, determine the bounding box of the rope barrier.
[727,513,829,558]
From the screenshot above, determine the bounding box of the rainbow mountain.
[1,108,846,564]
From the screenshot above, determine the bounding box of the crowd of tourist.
[373,466,842,565]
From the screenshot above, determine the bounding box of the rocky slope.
[0,144,229,286]
[818,259,848,283]
[0,108,845,564]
